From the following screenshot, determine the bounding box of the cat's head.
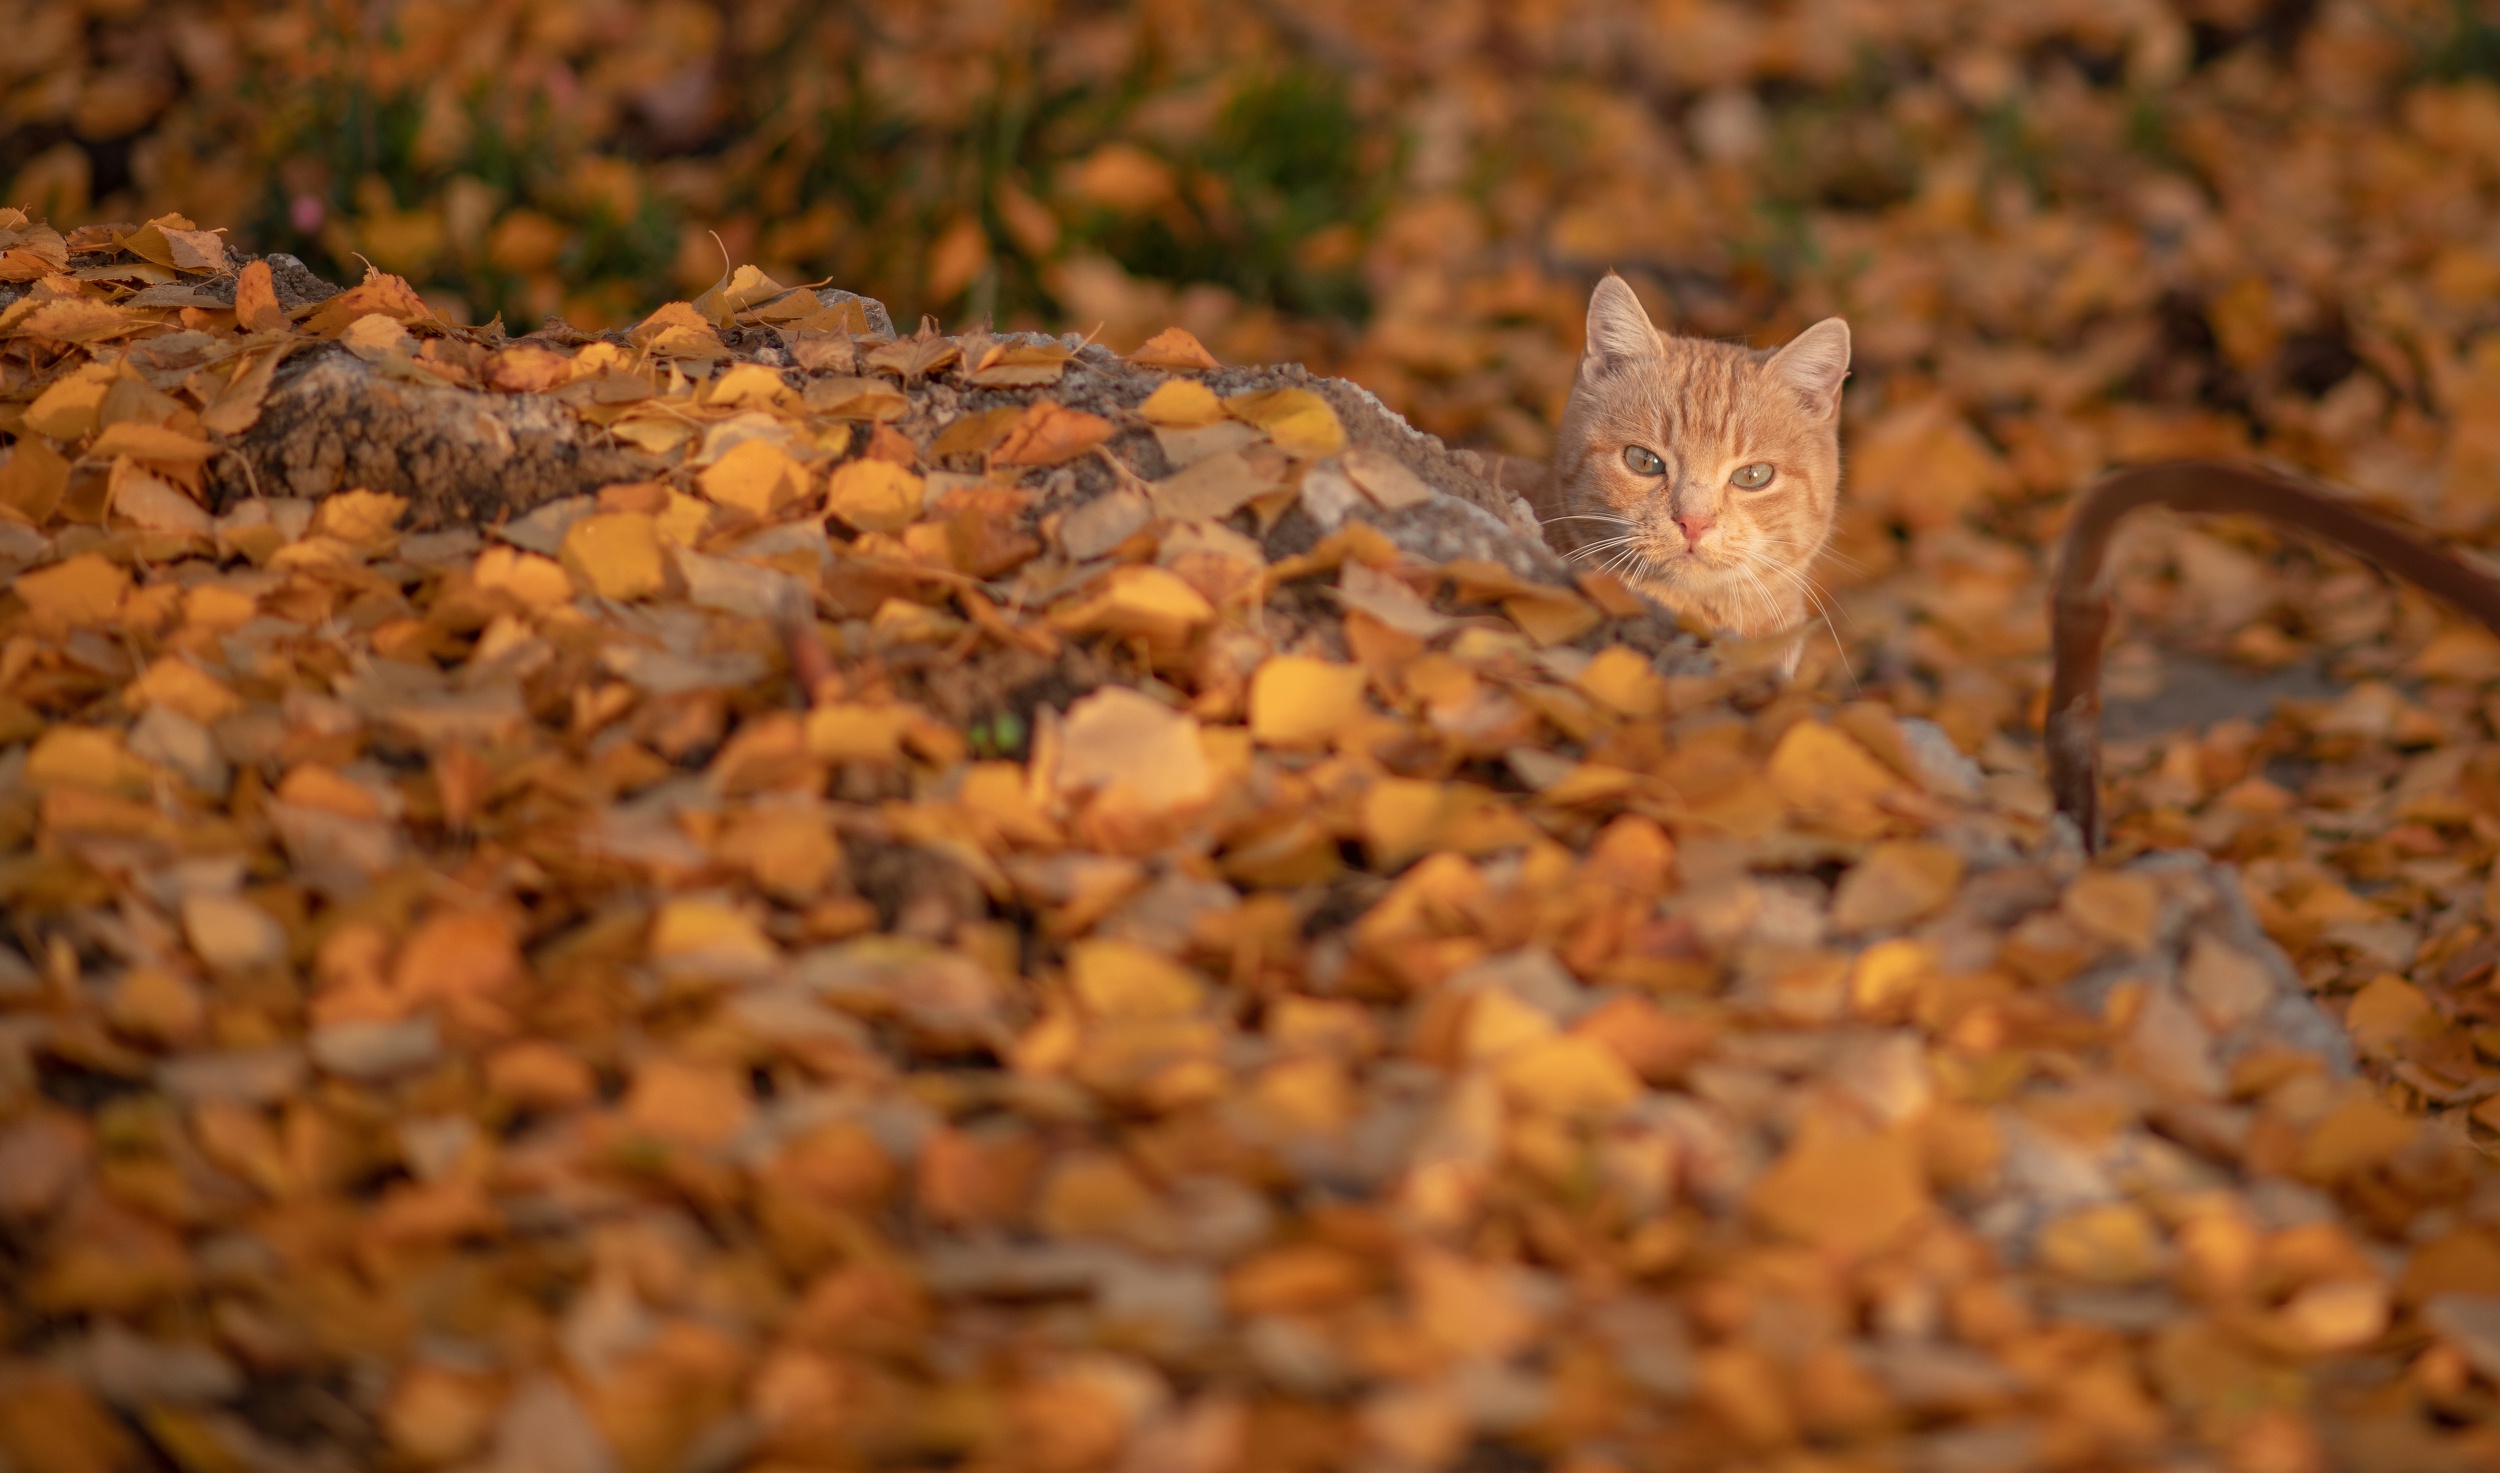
[1551,274,1849,637]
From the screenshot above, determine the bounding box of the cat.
[1495,275,1850,646]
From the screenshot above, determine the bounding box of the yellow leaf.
[0,437,70,523]
[624,1057,752,1148]
[2297,1090,2419,1183]
[27,727,153,797]
[108,465,210,539]
[703,361,793,409]
[1053,685,1212,817]
[13,298,128,344]
[1129,326,1221,371]
[558,512,668,601]
[651,896,778,968]
[1463,988,1558,1064]
[311,489,409,549]
[1501,587,1600,646]
[1250,655,1367,747]
[2037,1203,2164,1285]
[1496,1034,1643,1116]
[24,367,112,439]
[1049,565,1214,645]
[2063,869,2159,953]
[1038,1152,1162,1239]
[483,343,577,393]
[693,263,790,327]
[233,258,289,334]
[1747,1113,1929,1255]
[1068,938,1206,1019]
[87,422,216,464]
[1575,646,1665,718]
[1363,778,1453,868]
[16,553,130,625]
[825,458,924,533]
[1138,379,1223,427]
[127,657,241,726]
[276,763,382,820]
[1849,397,2005,531]
[805,703,921,764]
[1766,720,1901,815]
[1222,387,1346,459]
[2344,973,2435,1059]
[472,546,574,610]
[699,439,810,520]
[632,306,730,364]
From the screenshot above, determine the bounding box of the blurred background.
[15,0,2500,755]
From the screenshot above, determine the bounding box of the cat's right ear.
[1582,274,1663,377]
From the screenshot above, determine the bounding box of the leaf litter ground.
[1,214,2499,1473]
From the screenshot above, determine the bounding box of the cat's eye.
[1622,445,1666,476]
[1731,462,1775,490]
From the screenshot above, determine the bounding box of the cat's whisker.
[1745,551,1858,691]
[1568,534,1641,561]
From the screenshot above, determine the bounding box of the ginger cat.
[1512,275,1850,643]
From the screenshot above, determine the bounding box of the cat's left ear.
[1767,317,1851,419]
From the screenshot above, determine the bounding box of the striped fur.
[1541,275,1848,640]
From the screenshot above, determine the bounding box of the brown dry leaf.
[233,258,288,332]
[865,329,962,380]
[0,438,70,524]
[1150,448,1276,522]
[299,265,436,336]
[198,342,291,436]
[1054,685,1213,816]
[1129,326,1220,371]
[803,375,909,420]
[0,209,68,281]
[1830,841,1964,931]
[630,300,730,362]
[993,399,1116,467]
[968,337,1074,387]
[12,296,128,345]
[118,214,229,273]
[1749,1113,1929,1255]
[1342,446,1436,508]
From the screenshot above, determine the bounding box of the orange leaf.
[991,400,1115,467]
[299,266,436,337]
[1129,326,1220,371]
[233,259,289,333]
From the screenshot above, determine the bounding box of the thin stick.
[2048,460,2500,853]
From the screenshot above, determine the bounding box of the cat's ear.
[1582,274,1663,376]
[1767,317,1851,418]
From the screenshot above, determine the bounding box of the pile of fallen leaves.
[3,214,2500,1473]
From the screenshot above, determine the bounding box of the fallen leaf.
[993,400,1116,466]
[1129,326,1221,370]
[1222,387,1346,459]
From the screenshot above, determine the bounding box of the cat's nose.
[1675,511,1715,543]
